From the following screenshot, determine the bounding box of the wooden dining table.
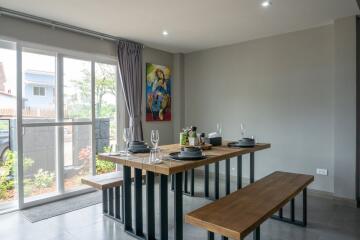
[98,142,271,240]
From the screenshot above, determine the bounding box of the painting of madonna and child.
[146,63,171,121]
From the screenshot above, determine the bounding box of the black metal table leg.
[160,174,168,240]
[115,186,121,220]
[146,171,155,240]
[204,165,209,198]
[123,165,133,232]
[225,159,230,195]
[253,226,260,240]
[174,172,183,240]
[291,198,295,222]
[303,188,307,226]
[184,171,189,193]
[102,189,108,214]
[190,169,195,196]
[250,152,255,183]
[134,168,144,237]
[108,188,114,217]
[215,162,220,199]
[221,236,229,240]
[171,174,174,190]
[207,231,214,240]
[237,156,242,189]
[279,208,283,219]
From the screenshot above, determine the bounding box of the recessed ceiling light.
[261,1,272,8]
[162,30,169,36]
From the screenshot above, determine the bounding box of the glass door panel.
[64,124,92,191]
[23,126,57,202]
[63,58,91,122]
[0,40,17,210]
[22,51,56,123]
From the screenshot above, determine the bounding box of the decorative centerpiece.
[128,141,151,153]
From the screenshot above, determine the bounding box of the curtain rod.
[0,6,142,46]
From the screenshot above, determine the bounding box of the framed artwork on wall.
[146,63,171,121]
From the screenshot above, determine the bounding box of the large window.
[0,38,122,211]
[0,40,17,210]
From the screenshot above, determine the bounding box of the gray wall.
[184,18,357,199]
[334,17,357,200]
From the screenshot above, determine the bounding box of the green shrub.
[96,158,115,174]
[33,169,55,188]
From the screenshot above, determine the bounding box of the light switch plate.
[316,168,328,176]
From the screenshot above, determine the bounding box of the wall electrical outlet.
[316,168,328,176]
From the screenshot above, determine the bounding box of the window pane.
[64,125,92,191]
[0,40,17,208]
[22,51,56,122]
[63,58,91,122]
[95,63,116,175]
[23,126,57,202]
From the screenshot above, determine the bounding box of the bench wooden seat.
[81,172,124,190]
[185,171,314,240]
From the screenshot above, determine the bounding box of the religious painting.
[146,63,171,121]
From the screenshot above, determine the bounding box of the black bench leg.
[146,171,156,240]
[134,168,144,237]
[207,231,214,240]
[102,189,108,214]
[174,172,183,240]
[237,156,242,189]
[250,152,255,183]
[160,174,168,240]
[121,186,124,223]
[215,162,220,199]
[190,169,195,196]
[253,227,260,240]
[271,188,308,227]
[108,188,114,217]
[123,165,133,232]
[204,165,209,198]
[221,236,229,240]
[225,159,230,195]
[171,174,174,190]
[115,186,121,220]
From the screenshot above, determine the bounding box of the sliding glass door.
[0,38,121,211]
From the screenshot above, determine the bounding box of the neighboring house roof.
[0,62,5,92]
[24,70,55,87]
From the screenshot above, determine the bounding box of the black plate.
[169,152,206,161]
[129,148,150,153]
[227,142,256,148]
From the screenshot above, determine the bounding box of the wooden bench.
[185,171,314,240]
[82,172,125,222]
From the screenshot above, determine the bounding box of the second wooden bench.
[185,171,314,240]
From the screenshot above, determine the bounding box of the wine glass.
[216,123,222,137]
[122,128,131,156]
[240,123,246,139]
[151,129,159,150]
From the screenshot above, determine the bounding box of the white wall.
[184,19,357,199]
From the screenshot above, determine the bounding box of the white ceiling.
[0,0,358,53]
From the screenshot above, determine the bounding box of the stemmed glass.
[240,123,246,139]
[151,130,159,150]
[216,123,222,137]
[122,127,131,156]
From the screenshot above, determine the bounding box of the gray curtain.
[117,41,144,141]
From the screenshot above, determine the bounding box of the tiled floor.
[0,179,360,240]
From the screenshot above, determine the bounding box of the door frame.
[357,15,360,208]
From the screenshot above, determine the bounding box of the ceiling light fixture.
[162,30,169,36]
[261,1,272,8]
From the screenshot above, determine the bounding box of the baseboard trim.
[193,169,358,208]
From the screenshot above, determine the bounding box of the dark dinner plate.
[227,142,256,148]
[169,152,206,161]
